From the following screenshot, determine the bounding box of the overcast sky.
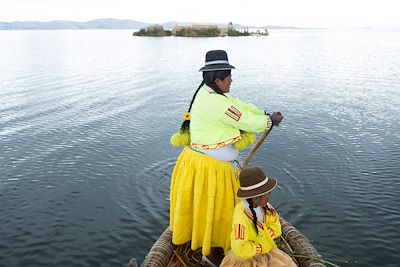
[1,0,399,28]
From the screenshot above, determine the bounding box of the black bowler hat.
[198,50,236,72]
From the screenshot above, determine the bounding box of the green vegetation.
[175,28,220,37]
[133,28,172,37]
[133,26,254,37]
[227,29,250,36]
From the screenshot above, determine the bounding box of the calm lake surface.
[0,29,399,267]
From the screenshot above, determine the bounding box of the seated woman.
[220,167,297,267]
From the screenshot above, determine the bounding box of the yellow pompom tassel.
[170,130,191,147]
[247,132,256,145]
[234,132,256,151]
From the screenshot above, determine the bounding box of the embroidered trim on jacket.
[191,136,241,150]
[234,224,245,240]
[225,105,242,121]
[244,209,264,230]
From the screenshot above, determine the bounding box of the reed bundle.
[140,218,326,267]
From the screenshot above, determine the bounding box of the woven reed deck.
[131,217,326,267]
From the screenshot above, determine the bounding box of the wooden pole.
[242,129,272,169]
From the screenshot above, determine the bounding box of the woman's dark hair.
[180,81,204,130]
[248,199,259,235]
[203,70,231,95]
[179,69,231,131]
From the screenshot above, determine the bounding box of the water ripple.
[1,30,399,267]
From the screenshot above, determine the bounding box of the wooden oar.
[242,128,272,169]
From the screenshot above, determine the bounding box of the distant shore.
[0,18,304,30]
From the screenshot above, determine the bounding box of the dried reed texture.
[141,228,175,267]
[280,218,326,267]
[139,217,326,267]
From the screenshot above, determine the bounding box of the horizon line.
[1,18,399,29]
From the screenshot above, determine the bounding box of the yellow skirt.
[169,147,240,256]
[220,249,297,267]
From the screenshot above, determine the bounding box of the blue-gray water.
[0,29,399,267]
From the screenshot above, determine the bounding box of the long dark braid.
[247,199,259,235]
[180,69,230,131]
[180,80,204,131]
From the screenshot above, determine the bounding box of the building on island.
[171,22,236,37]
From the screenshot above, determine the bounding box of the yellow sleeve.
[256,227,277,254]
[231,222,259,259]
[229,97,265,115]
[231,205,265,260]
[218,99,272,133]
[265,204,282,239]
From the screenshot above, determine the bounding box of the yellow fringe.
[234,132,256,151]
[170,130,191,147]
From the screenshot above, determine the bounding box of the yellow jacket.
[190,86,272,150]
[230,201,281,259]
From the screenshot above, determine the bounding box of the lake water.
[0,29,399,267]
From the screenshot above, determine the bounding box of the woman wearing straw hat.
[169,50,283,266]
[220,167,296,267]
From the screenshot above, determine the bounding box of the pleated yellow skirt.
[169,147,240,256]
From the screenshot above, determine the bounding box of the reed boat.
[130,217,326,267]
[129,130,327,267]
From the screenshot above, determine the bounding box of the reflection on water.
[0,30,399,266]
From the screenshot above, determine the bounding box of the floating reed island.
[133,22,268,37]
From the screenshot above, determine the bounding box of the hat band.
[240,177,269,191]
[205,60,230,65]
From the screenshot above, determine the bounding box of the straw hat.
[198,50,236,72]
[237,167,277,199]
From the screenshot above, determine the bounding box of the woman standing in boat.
[169,50,283,266]
[220,166,296,267]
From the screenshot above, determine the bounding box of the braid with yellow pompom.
[170,81,204,147]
